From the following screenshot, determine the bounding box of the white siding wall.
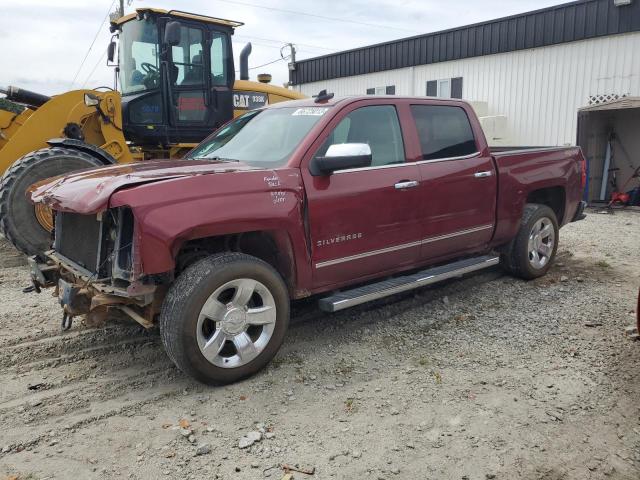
[296,32,640,146]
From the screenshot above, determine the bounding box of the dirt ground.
[1,209,639,480]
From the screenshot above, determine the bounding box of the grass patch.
[414,355,430,367]
[344,397,357,413]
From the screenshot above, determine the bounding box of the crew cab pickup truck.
[28,94,587,384]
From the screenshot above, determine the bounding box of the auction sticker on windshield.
[292,107,329,116]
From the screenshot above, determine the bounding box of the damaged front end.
[30,207,165,330]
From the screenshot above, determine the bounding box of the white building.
[290,0,640,148]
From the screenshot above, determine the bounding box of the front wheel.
[159,253,290,385]
[500,203,559,280]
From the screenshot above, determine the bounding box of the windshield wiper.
[192,156,240,163]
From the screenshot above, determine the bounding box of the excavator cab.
[0,7,305,259]
[112,9,239,145]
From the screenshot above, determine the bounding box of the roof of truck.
[266,95,472,109]
[112,8,244,28]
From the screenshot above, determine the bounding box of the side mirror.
[310,143,372,176]
[107,40,116,63]
[164,21,181,46]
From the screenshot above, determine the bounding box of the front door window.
[314,105,405,167]
[120,17,160,95]
[170,24,207,123]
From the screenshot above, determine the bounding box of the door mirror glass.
[164,21,181,46]
[311,143,372,176]
[107,40,116,63]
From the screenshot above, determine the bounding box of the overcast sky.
[0,0,567,95]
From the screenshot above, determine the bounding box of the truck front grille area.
[53,209,134,282]
[55,212,104,275]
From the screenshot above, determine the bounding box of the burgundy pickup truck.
[29,94,587,384]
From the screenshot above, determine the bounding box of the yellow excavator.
[0,8,305,257]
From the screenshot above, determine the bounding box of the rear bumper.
[571,200,587,222]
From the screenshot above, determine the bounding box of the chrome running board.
[318,255,500,312]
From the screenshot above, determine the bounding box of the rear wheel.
[0,147,104,257]
[159,253,290,385]
[500,203,559,280]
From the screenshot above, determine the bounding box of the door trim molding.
[333,161,412,175]
[415,152,480,165]
[330,151,483,174]
[314,224,493,268]
[315,240,422,269]
[421,224,493,244]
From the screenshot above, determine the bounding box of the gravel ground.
[1,209,639,480]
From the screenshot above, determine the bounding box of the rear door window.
[410,105,477,160]
[210,33,229,86]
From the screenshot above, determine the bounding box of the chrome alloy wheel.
[196,278,276,368]
[527,217,555,269]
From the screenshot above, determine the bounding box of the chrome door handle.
[474,171,493,178]
[394,180,419,189]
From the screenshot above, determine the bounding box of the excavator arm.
[0,88,132,176]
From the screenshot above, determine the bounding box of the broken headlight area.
[29,207,162,330]
[53,207,134,285]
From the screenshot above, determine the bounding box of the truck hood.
[29,159,256,214]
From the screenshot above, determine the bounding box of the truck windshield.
[188,107,330,167]
[119,18,160,95]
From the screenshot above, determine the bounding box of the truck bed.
[489,145,585,247]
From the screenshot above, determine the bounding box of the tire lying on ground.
[160,252,290,385]
[500,203,559,280]
[0,147,104,258]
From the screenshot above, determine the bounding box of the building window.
[426,77,463,99]
[366,85,396,95]
[438,79,451,98]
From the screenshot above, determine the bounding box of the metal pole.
[600,138,611,201]
[289,43,296,64]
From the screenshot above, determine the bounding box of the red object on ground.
[609,191,630,206]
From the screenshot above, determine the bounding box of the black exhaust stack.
[0,86,51,109]
[239,43,252,81]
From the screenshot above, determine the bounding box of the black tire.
[159,253,290,385]
[500,203,559,280]
[0,147,104,257]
